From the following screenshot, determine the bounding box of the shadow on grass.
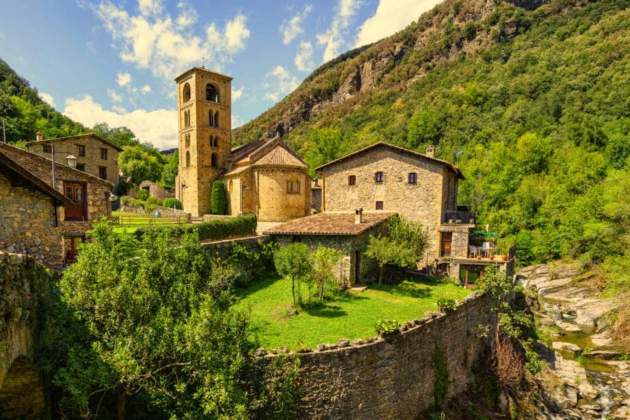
[234,276,280,300]
[302,302,347,318]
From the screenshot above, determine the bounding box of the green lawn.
[234,277,471,350]
[111,211,192,234]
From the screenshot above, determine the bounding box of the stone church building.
[174,67,310,221]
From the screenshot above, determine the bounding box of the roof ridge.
[25,132,124,151]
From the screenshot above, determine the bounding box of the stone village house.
[26,132,122,185]
[268,142,511,284]
[174,67,311,221]
[0,143,113,267]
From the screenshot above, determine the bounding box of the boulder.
[552,342,582,355]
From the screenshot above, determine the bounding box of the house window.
[43,143,52,153]
[76,163,85,172]
[408,172,417,184]
[375,201,384,210]
[209,110,214,126]
[348,175,356,186]
[211,153,218,168]
[98,166,108,180]
[214,111,219,128]
[100,148,108,160]
[374,171,384,183]
[64,182,86,221]
[287,180,300,194]
[77,144,86,157]
[440,232,453,257]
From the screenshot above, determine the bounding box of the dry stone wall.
[282,293,496,418]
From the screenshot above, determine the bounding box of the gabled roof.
[0,143,113,187]
[265,212,394,236]
[174,67,233,82]
[226,138,307,175]
[315,142,464,179]
[0,150,67,205]
[25,133,123,152]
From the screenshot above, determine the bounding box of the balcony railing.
[443,210,475,224]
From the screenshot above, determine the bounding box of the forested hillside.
[234,0,630,272]
[0,58,85,142]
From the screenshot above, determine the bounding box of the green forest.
[235,0,630,281]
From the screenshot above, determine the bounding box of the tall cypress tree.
[210,181,228,215]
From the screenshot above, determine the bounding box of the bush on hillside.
[137,188,149,201]
[146,196,162,206]
[210,181,228,215]
[163,198,182,210]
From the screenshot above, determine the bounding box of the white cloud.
[39,92,55,107]
[264,65,299,102]
[355,0,442,46]
[317,0,361,62]
[294,41,314,72]
[140,84,152,94]
[280,5,312,45]
[116,72,132,87]
[107,89,123,103]
[64,95,177,149]
[95,1,250,80]
[233,86,245,101]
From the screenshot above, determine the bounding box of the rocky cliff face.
[233,0,550,145]
[518,264,630,419]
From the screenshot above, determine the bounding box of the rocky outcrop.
[518,264,630,419]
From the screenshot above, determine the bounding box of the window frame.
[98,166,108,180]
[375,201,384,210]
[43,143,52,154]
[76,163,86,172]
[77,144,86,158]
[348,175,356,186]
[374,171,384,184]
[100,148,108,161]
[286,180,301,194]
[408,172,417,185]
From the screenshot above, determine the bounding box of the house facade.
[0,151,67,268]
[0,143,113,265]
[316,142,467,265]
[174,66,311,221]
[26,132,122,185]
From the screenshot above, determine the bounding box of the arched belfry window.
[211,153,218,168]
[184,134,190,147]
[184,110,190,128]
[206,84,219,102]
[209,136,219,147]
[209,110,214,127]
[214,111,219,128]
[182,83,191,102]
[186,151,191,167]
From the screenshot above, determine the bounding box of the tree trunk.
[291,276,296,308]
[378,265,384,286]
[117,388,126,420]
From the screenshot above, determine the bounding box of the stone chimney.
[36,132,44,142]
[355,208,363,224]
[66,154,77,168]
[426,145,435,158]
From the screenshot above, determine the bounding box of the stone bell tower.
[175,67,232,217]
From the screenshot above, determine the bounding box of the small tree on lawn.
[365,216,427,285]
[210,181,228,215]
[273,243,312,308]
[311,246,343,301]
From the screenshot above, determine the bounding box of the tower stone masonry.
[175,67,232,217]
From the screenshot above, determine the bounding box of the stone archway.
[0,356,46,418]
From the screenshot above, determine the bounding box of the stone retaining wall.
[282,293,496,418]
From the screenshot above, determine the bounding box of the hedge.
[133,214,257,241]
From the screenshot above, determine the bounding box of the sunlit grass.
[234,276,471,350]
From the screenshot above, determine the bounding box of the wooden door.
[64,182,87,221]
[440,232,452,257]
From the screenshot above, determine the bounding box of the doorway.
[440,232,452,257]
[64,182,87,221]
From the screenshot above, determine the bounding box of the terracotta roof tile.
[265,212,395,236]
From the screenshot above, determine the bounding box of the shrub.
[137,188,149,201]
[210,181,228,215]
[274,243,312,308]
[163,198,182,210]
[134,214,257,241]
[375,319,401,337]
[437,298,457,313]
[146,196,162,206]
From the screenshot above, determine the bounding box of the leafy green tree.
[48,221,297,419]
[310,246,343,301]
[160,150,179,189]
[210,181,228,215]
[118,145,164,185]
[303,128,345,176]
[274,243,312,308]
[406,108,443,148]
[92,123,139,148]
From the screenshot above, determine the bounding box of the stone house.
[174,67,311,221]
[26,132,122,185]
[315,142,509,281]
[266,210,392,286]
[139,180,173,201]
[0,143,113,264]
[0,150,67,268]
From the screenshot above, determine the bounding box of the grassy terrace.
[111,211,192,234]
[235,277,471,350]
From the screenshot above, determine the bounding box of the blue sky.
[0,0,442,149]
